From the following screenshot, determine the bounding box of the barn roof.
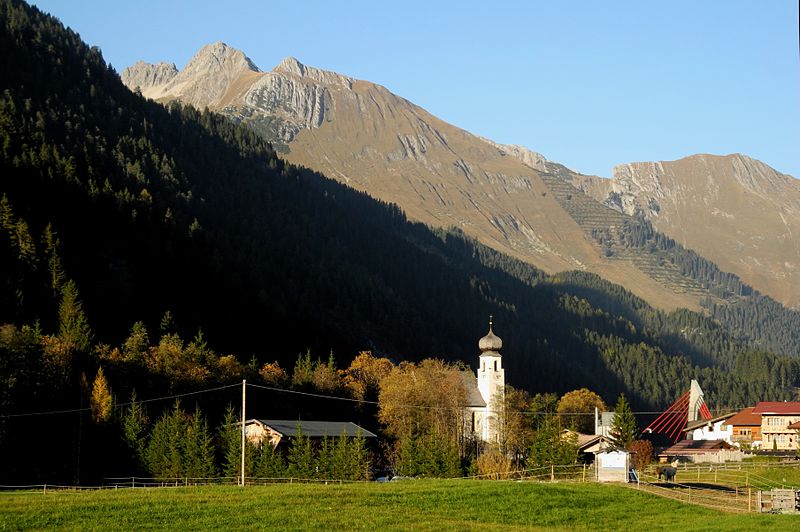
[248,420,376,439]
[660,439,733,455]
[751,402,800,415]
[722,407,761,427]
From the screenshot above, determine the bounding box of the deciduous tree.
[556,388,607,434]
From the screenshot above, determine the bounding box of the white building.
[682,412,735,444]
[467,319,505,445]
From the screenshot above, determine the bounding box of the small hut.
[594,448,630,482]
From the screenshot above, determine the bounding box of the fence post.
[550,465,554,482]
[43,484,46,495]
[748,487,752,512]
[687,487,691,503]
[582,464,586,483]
[714,469,717,483]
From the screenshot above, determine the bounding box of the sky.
[30,0,800,178]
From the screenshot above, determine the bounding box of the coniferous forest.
[1,0,799,483]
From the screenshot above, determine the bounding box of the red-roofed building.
[722,407,762,448]
[752,402,800,450]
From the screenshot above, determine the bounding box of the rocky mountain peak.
[185,41,260,75]
[273,56,353,89]
[274,56,305,77]
[120,61,178,93]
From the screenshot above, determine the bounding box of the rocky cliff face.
[120,61,178,96]
[121,43,800,310]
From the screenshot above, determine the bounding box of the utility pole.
[241,379,246,486]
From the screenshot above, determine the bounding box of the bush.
[476,450,513,479]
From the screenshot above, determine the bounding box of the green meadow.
[2,480,798,531]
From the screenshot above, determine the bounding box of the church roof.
[460,371,487,407]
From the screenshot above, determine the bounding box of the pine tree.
[220,405,246,481]
[146,401,187,481]
[609,394,637,448]
[526,416,578,468]
[348,429,370,481]
[253,440,285,480]
[57,280,92,353]
[122,390,148,472]
[315,436,333,480]
[287,425,315,479]
[184,405,217,480]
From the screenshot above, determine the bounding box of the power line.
[0,383,240,419]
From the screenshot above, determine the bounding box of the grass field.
[2,480,799,530]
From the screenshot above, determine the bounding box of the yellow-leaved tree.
[90,366,113,423]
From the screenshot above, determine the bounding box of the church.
[465,318,505,445]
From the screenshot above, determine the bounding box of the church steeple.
[475,316,505,444]
[478,315,503,355]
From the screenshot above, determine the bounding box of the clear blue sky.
[31,0,799,178]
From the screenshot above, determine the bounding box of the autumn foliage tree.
[342,351,393,402]
[90,366,112,423]
[556,388,607,434]
[378,359,468,475]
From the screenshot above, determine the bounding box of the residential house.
[681,412,734,443]
[751,402,800,451]
[722,407,762,448]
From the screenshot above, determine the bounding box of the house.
[658,439,734,463]
[722,407,762,448]
[682,412,735,443]
[464,319,505,445]
[562,429,613,461]
[244,419,377,449]
[752,402,800,450]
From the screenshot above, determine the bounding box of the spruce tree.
[57,280,92,353]
[253,440,285,480]
[184,405,216,480]
[122,390,148,472]
[610,394,637,448]
[287,425,315,479]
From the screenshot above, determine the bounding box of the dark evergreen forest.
[1,0,799,483]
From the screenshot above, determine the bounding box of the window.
[494,360,498,371]
[767,417,785,426]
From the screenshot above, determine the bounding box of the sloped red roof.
[751,402,800,415]
[722,407,761,427]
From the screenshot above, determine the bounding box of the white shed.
[594,448,630,482]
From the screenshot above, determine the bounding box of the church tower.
[476,317,505,444]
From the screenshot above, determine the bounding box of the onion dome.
[478,317,502,353]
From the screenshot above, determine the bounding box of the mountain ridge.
[122,43,799,311]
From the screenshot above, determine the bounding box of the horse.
[657,465,677,482]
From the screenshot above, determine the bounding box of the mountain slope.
[123,45,719,312]
[564,154,800,308]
